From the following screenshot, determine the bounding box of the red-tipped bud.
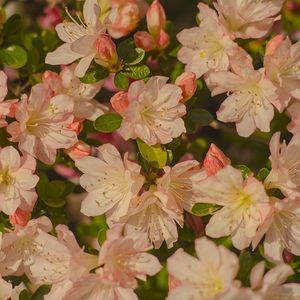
[110,91,129,116]
[134,31,156,52]
[95,34,118,69]
[68,121,83,135]
[175,71,197,102]
[67,141,91,161]
[146,0,166,37]
[156,29,170,50]
[203,144,231,176]
[9,208,30,227]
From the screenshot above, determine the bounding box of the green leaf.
[237,165,252,179]
[19,290,31,300]
[41,29,58,51]
[0,45,27,68]
[192,203,221,217]
[3,14,21,36]
[45,180,65,199]
[117,38,145,65]
[137,139,168,169]
[237,252,254,286]
[114,72,129,90]
[257,168,270,181]
[79,64,109,83]
[94,113,122,133]
[121,65,150,79]
[185,108,214,127]
[31,285,51,300]
[98,227,108,246]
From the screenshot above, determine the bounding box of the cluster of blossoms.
[1,0,300,299]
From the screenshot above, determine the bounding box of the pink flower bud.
[203,144,231,176]
[9,208,30,227]
[54,164,80,182]
[110,91,129,116]
[175,72,197,102]
[68,121,83,136]
[67,141,91,161]
[38,5,62,30]
[155,29,170,50]
[134,31,156,52]
[265,34,285,56]
[95,34,118,69]
[146,0,166,37]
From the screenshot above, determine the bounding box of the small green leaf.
[98,228,108,246]
[237,165,252,179]
[137,139,168,169]
[237,252,254,286]
[114,72,129,90]
[0,45,28,68]
[19,290,31,300]
[94,113,122,133]
[257,168,270,181]
[45,180,65,199]
[3,14,21,36]
[79,64,109,83]
[41,29,58,51]
[121,65,150,79]
[192,203,221,216]
[31,285,51,300]
[185,108,214,127]
[117,38,145,65]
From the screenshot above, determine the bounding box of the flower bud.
[265,34,285,56]
[146,0,166,37]
[67,141,91,161]
[156,29,170,50]
[68,121,83,135]
[95,34,118,69]
[9,208,30,227]
[203,144,231,176]
[110,91,129,116]
[134,31,156,52]
[175,72,197,102]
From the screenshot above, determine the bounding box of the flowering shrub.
[1,0,300,299]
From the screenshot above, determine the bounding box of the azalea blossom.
[264,36,300,112]
[62,269,138,300]
[194,165,271,250]
[118,76,186,145]
[265,132,300,198]
[287,102,300,134]
[249,261,300,299]
[7,84,77,165]
[177,4,239,79]
[209,62,278,137]
[45,224,98,300]
[43,64,107,121]
[0,146,39,215]
[167,237,240,300]
[45,0,106,77]
[99,225,162,288]
[0,277,12,300]
[75,143,145,222]
[124,187,183,249]
[156,160,205,213]
[0,71,17,128]
[0,217,72,285]
[214,0,284,39]
[252,198,300,263]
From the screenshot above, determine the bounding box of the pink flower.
[156,160,205,213]
[265,34,285,55]
[287,102,300,134]
[177,4,239,79]
[0,277,12,300]
[249,261,300,298]
[45,0,106,77]
[194,165,271,250]
[0,217,72,285]
[118,76,186,145]
[252,198,300,264]
[75,143,145,222]
[9,208,30,227]
[0,146,39,215]
[214,0,284,39]
[264,36,300,112]
[7,84,78,165]
[66,141,91,161]
[0,71,17,128]
[209,63,277,137]
[265,132,300,198]
[106,0,148,39]
[38,5,61,30]
[62,270,138,300]
[167,237,240,299]
[110,91,129,116]
[124,187,183,249]
[43,64,107,121]
[99,225,162,288]
[175,72,197,103]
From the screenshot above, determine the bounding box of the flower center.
[0,169,13,185]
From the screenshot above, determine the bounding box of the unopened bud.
[67,141,91,161]
[9,208,30,227]
[95,34,118,69]
[146,0,166,37]
[110,91,129,116]
[175,72,197,102]
[134,31,156,52]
